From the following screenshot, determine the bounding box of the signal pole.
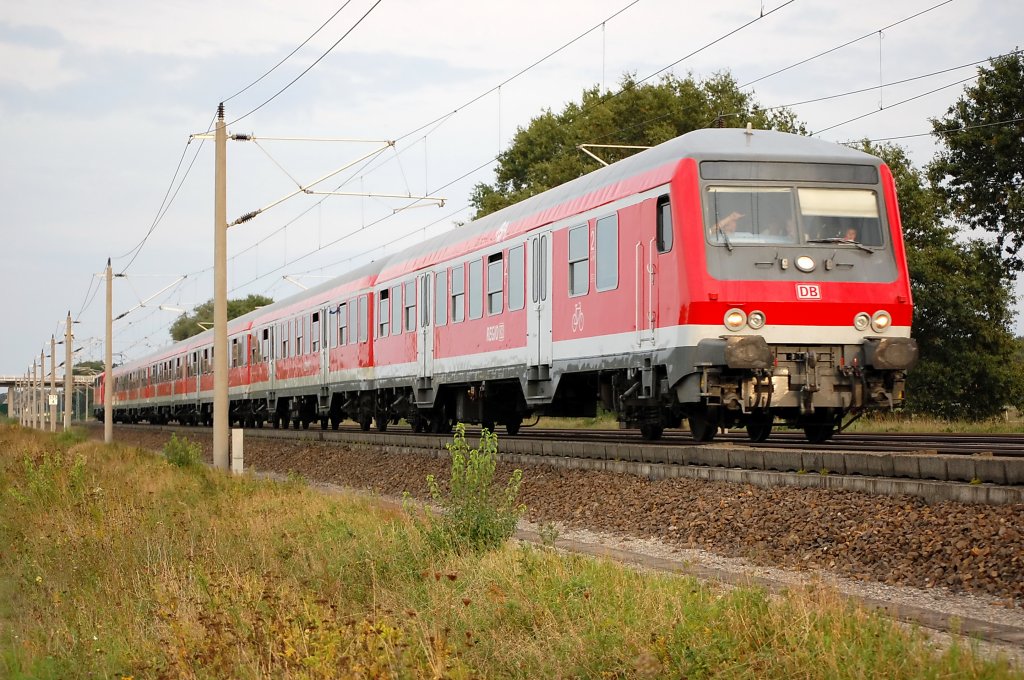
[64,311,73,430]
[105,258,113,444]
[213,103,229,470]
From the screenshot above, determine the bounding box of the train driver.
[709,211,745,240]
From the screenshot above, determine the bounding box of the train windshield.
[705,186,883,247]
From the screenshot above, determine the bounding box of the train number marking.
[486,323,505,342]
[796,284,822,300]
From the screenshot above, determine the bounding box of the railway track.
[95,422,1024,504]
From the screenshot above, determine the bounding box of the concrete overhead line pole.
[64,311,73,430]
[49,334,57,432]
[105,258,113,444]
[38,352,44,429]
[213,103,229,471]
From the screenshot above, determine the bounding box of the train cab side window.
[468,259,483,320]
[358,295,368,343]
[391,286,401,336]
[404,280,416,331]
[656,195,673,253]
[451,265,465,323]
[595,214,618,291]
[435,271,447,326]
[568,224,589,296]
[487,252,503,315]
[508,245,524,311]
[378,289,390,338]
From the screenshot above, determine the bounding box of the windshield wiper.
[805,237,876,254]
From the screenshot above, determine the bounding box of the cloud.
[0,41,80,90]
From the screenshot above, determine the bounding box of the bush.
[426,424,524,553]
[163,434,202,468]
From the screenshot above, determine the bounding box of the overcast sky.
[1,0,1021,384]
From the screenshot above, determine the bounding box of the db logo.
[796,284,822,300]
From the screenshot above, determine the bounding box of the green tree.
[864,142,1023,418]
[928,51,1024,274]
[72,360,105,375]
[169,294,273,341]
[471,72,805,218]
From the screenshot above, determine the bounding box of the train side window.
[421,273,431,326]
[435,270,447,326]
[328,310,337,348]
[451,265,465,323]
[338,302,348,345]
[391,285,401,336]
[296,318,303,356]
[312,312,320,352]
[404,280,416,331]
[568,224,589,296]
[508,245,524,311]
[358,295,368,343]
[468,259,483,319]
[596,214,618,291]
[230,338,239,368]
[348,299,357,344]
[378,289,390,338]
[487,252,503,315]
[656,195,673,253]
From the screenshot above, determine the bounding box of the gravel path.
[100,430,1024,628]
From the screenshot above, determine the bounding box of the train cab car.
[607,128,918,442]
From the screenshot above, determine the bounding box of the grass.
[1,423,1020,678]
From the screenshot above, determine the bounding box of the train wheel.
[320,417,328,431]
[256,418,264,429]
[272,415,280,429]
[375,416,389,433]
[640,423,663,441]
[505,419,521,436]
[330,415,341,431]
[803,422,834,444]
[687,413,717,443]
[358,414,372,431]
[481,420,495,434]
[746,415,773,443]
[302,419,311,430]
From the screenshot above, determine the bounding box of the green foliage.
[861,141,1024,418]
[426,424,524,553]
[163,434,201,468]
[470,72,806,218]
[168,294,273,341]
[929,51,1024,274]
[72,360,105,376]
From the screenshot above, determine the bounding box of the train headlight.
[795,255,816,272]
[853,312,871,331]
[747,310,766,329]
[724,308,747,331]
[871,310,891,333]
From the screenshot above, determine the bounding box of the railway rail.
[96,422,1024,504]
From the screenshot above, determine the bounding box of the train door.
[417,272,434,381]
[527,231,552,369]
[635,225,657,348]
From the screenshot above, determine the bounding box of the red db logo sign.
[796,284,821,300]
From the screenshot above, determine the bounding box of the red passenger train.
[96,128,918,443]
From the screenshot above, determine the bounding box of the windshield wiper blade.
[805,237,875,254]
